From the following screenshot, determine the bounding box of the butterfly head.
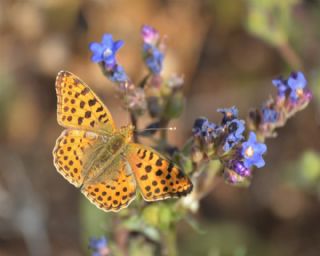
[119,124,135,143]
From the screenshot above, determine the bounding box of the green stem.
[162,228,177,256]
[277,42,302,70]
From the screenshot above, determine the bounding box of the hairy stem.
[139,73,151,88]
[130,112,139,143]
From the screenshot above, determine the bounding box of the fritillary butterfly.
[53,71,193,212]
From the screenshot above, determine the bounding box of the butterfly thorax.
[117,124,134,144]
[81,125,134,183]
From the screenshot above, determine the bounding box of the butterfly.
[53,71,193,212]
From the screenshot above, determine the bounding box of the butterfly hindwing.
[81,159,136,212]
[53,129,101,187]
[55,71,116,134]
[126,143,193,201]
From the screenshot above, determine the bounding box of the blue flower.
[141,25,159,45]
[107,64,128,83]
[287,71,307,101]
[272,77,288,98]
[261,107,278,123]
[192,117,207,137]
[89,236,109,256]
[223,119,245,152]
[89,34,124,67]
[241,132,267,168]
[201,120,218,140]
[89,236,107,250]
[192,118,220,142]
[143,43,164,74]
[217,106,238,124]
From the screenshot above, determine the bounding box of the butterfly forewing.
[126,143,193,201]
[55,71,116,134]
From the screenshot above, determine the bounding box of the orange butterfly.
[53,71,193,212]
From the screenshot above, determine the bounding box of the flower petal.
[256,143,267,154]
[288,71,307,90]
[91,54,103,63]
[248,132,256,143]
[113,40,124,51]
[243,158,253,168]
[102,34,113,45]
[89,42,102,52]
[254,156,265,168]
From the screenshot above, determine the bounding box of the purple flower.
[141,25,159,45]
[272,77,288,98]
[89,34,124,67]
[217,106,238,124]
[287,71,307,101]
[223,119,245,152]
[231,160,251,177]
[89,236,110,256]
[141,25,164,74]
[241,132,267,168]
[261,107,278,123]
[143,43,164,74]
[223,168,246,185]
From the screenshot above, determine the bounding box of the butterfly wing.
[126,143,193,201]
[53,129,101,187]
[54,71,137,211]
[55,71,115,134]
[81,159,136,212]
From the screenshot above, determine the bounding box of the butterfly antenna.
[136,126,177,133]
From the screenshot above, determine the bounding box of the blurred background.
[0,0,320,255]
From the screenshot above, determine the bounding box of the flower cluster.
[192,107,246,154]
[191,71,312,185]
[89,34,128,83]
[85,25,313,255]
[89,26,183,124]
[222,131,267,185]
[89,236,110,256]
[248,71,312,138]
[192,107,267,185]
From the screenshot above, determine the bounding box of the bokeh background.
[1,0,320,255]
